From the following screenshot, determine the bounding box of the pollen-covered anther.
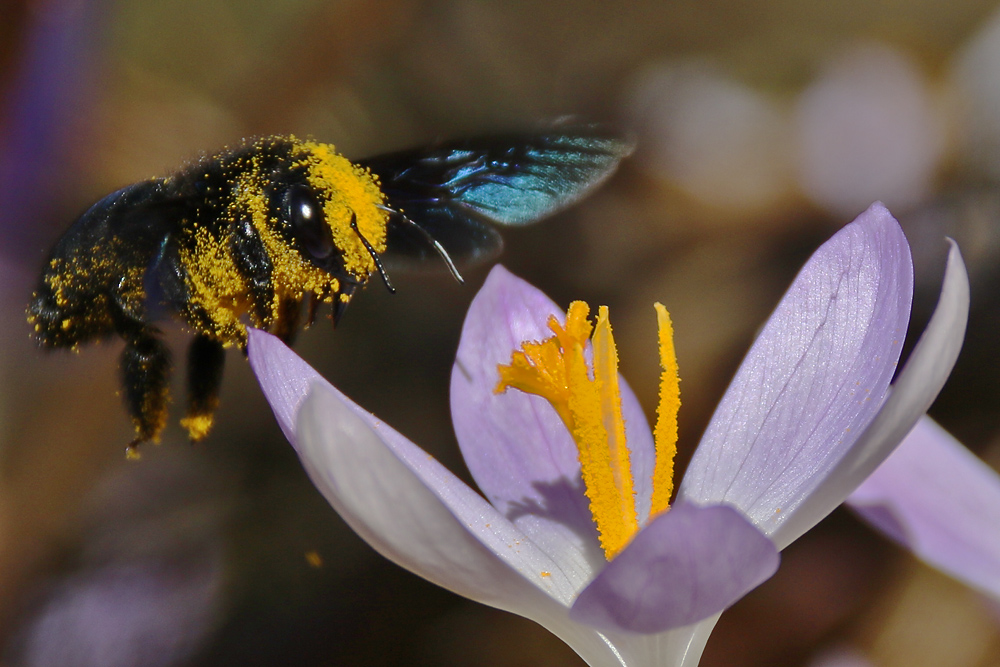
[498,301,682,561]
[495,337,572,427]
[650,302,680,517]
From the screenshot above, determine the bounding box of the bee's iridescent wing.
[359,125,633,267]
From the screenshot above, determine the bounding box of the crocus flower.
[249,202,969,666]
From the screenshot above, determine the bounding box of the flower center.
[496,301,680,559]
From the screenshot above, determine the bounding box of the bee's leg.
[270,297,302,345]
[180,334,226,442]
[232,217,275,327]
[332,282,357,328]
[306,292,320,327]
[121,332,172,458]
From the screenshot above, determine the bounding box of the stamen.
[495,336,573,428]
[496,300,682,561]
[592,306,637,538]
[558,304,636,559]
[650,303,680,516]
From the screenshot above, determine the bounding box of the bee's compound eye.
[284,184,334,260]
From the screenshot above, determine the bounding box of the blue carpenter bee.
[27,125,632,455]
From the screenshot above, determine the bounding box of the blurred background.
[1,0,1000,665]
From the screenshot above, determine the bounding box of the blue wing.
[358,124,633,266]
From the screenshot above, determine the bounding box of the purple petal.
[297,384,581,611]
[623,379,656,526]
[451,266,655,573]
[679,203,913,536]
[247,328,323,450]
[569,504,779,633]
[848,417,1000,600]
[771,239,969,548]
[248,329,581,607]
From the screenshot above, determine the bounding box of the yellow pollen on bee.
[178,222,251,344]
[173,138,389,343]
[180,413,215,441]
[496,301,681,560]
[296,141,388,279]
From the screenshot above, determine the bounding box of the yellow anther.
[592,306,637,545]
[497,300,682,561]
[650,303,680,517]
[495,337,573,428]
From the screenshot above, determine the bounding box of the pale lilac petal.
[679,203,913,538]
[247,327,323,450]
[451,266,655,577]
[569,504,779,633]
[296,383,582,611]
[771,240,968,548]
[249,329,582,607]
[622,379,656,526]
[848,417,1000,600]
[451,266,581,510]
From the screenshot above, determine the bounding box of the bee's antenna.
[350,212,395,293]
[379,205,464,284]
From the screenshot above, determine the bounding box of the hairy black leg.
[270,297,302,344]
[231,217,274,326]
[121,333,172,458]
[306,293,319,327]
[332,282,357,328]
[181,334,226,442]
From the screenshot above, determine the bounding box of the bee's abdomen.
[28,177,187,348]
[28,255,120,347]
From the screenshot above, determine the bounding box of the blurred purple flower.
[0,0,102,257]
[249,203,969,666]
[15,558,223,667]
[849,415,1000,601]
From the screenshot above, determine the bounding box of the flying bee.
[28,125,632,456]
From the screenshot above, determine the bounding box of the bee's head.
[280,182,338,269]
[269,140,388,282]
[279,180,395,293]
[222,137,392,310]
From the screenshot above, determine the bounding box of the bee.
[28,125,632,456]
